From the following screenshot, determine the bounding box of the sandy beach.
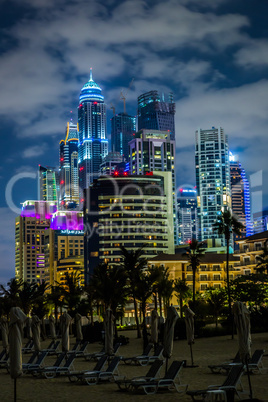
[1,330,268,402]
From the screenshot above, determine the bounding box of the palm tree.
[47,285,64,325]
[0,277,23,310]
[184,239,205,309]
[204,287,227,328]
[120,245,147,338]
[62,271,84,316]
[256,239,268,274]
[213,209,244,322]
[174,278,192,317]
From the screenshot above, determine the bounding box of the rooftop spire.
[90,67,93,81]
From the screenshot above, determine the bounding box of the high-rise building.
[229,153,253,240]
[99,151,124,176]
[129,129,178,245]
[45,211,84,287]
[83,173,175,283]
[195,127,232,245]
[111,113,136,161]
[177,187,198,244]
[38,166,58,203]
[78,69,108,189]
[15,201,57,283]
[137,90,176,140]
[59,120,79,208]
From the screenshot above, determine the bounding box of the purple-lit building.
[15,201,84,285]
[15,201,57,284]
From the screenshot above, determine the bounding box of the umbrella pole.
[165,357,168,374]
[14,378,16,402]
[245,358,253,399]
[190,343,194,366]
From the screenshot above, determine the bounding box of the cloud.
[234,39,268,69]
[22,144,48,158]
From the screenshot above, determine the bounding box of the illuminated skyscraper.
[195,127,232,245]
[38,166,58,203]
[78,69,108,189]
[177,187,198,244]
[129,129,178,245]
[229,153,253,240]
[111,113,136,161]
[59,120,79,208]
[137,91,176,140]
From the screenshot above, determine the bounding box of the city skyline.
[1,0,268,283]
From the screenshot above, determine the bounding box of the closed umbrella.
[0,317,9,351]
[75,313,83,343]
[183,306,196,367]
[104,308,114,355]
[49,315,56,340]
[163,306,179,373]
[150,309,159,347]
[25,317,32,340]
[233,301,252,399]
[31,315,41,352]
[61,312,72,353]
[9,307,27,402]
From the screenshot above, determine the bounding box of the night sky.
[1,0,268,284]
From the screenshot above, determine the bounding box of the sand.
[1,330,268,401]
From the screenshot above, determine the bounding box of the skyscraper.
[229,153,253,239]
[111,113,136,161]
[137,90,176,140]
[129,129,178,244]
[59,120,79,208]
[195,127,232,245]
[38,166,58,203]
[177,187,198,244]
[78,69,108,189]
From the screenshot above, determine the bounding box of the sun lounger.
[187,364,246,401]
[22,339,34,353]
[122,343,154,365]
[23,351,48,373]
[67,355,108,382]
[43,353,76,378]
[116,358,164,391]
[80,356,121,385]
[68,341,88,357]
[135,344,164,366]
[31,352,67,376]
[42,340,60,355]
[84,342,121,361]
[132,360,187,394]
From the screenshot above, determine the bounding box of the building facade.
[195,127,232,245]
[99,151,124,176]
[177,187,198,244]
[236,230,268,275]
[83,174,175,283]
[15,201,57,283]
[38,166,58,203]
[129,129,178,244]
[229,153,253,241]
[137,90,176,140]
[111,113,136,161]
[78,69,108,189]
[59,120,79,208]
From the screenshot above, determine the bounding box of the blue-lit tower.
[78,69,108,189]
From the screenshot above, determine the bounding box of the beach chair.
[68,341,88,357]
[136,344,164,366]
[23,351,48,373]
[0,352,9,369]
[84,342,121,361]
[42,340,60,355]
[247,349,266,374]
[31,352,67,376]
[22,339,34,353]
[122,343,154,365]
[81,356,121,385]
[21,350,39,371]
[0,349,7,361]
[133,360,187,395]
[208,351,241,374]
[67,355,108,382]
[116,358,164,391]
[187,364,246,401]
[43,353,76,378]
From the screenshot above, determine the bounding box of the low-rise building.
[236,230,268,275]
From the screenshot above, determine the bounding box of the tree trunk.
[159,295,163,317]
[193,265,196,309]
[226,237,233,339]
[132,294,141,338]
[179,296,183,318]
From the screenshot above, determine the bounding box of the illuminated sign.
[60,230,84,235]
